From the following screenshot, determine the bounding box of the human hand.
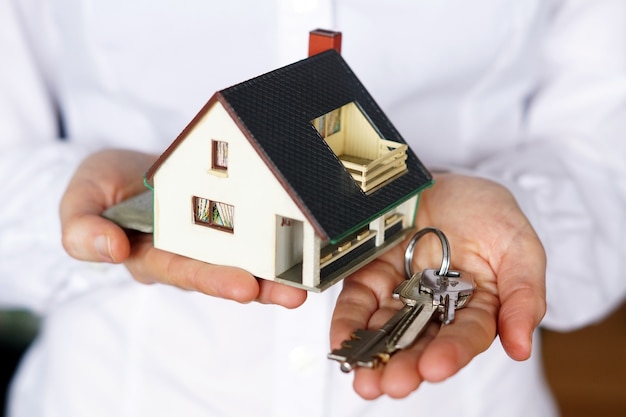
[330,172,546,399]
[60,149,307,308]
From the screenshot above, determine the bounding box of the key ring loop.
[404,227,451,279]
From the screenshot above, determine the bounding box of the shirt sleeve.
[0,0,129,314]
[473,0,626,330]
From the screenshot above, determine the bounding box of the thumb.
[495,232,547,360]
[59,150,155,263]
[59,175,132,263]
[61,211,131,263]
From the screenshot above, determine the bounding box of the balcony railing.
[339,140,408,192]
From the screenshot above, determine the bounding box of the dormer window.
[312,102,408,193]
[312,108,341,138]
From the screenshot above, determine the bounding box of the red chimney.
[308,29,342,57]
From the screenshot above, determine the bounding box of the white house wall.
[343,102,382,160]
[322,102,382,161]
[153,102,309,281]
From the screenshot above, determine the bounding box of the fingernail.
[95,235,114,262]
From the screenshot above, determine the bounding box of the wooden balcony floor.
[339,154,371,167]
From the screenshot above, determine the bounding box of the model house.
[143,30,433,291]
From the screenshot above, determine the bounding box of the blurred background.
[0,310,38,416]
[1,302,625,416]
[541,301,626,416]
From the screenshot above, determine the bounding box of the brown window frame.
[211,140,228,171]
[192,196,234,233]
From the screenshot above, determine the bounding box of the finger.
[256,279,308,308]
[59,173,127,262]
[125,234,306,307]
[352,321,438,399]
[329,260,403,349]
[377,321,439,398]
[59,172,136,263]
[329,278,378,349]
[352,367,385,400]
[351,302,495,399]
[498,288,544,360]
[60,150,155,262]
[494,229,547,360]
[61,211,132,263]
[418,289,498,382]
[124,233,259,302]
[332,259,418,400]
[497,277,546,360]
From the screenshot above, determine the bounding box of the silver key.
[402,227,475,324]
[418,268,475,324]
[328,227,475,372]
[389,267,474,347]
[397,268,475,325]
[388,277,437,350]
[327,304,415,372]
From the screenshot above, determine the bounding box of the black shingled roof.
[146,50,432,243]
[217,49,432,243]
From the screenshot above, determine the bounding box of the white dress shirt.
[1,0,625,416]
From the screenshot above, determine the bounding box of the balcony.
[339,139,408,193]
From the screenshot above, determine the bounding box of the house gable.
[150,101,310,279]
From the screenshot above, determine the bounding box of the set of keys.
[328,227,476,372]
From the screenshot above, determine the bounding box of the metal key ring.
[404,227,451,279]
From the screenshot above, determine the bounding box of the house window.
[312,107,341,138]
[212,140,228,171]
[193,197,234,232]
